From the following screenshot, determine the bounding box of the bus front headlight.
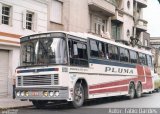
[21,91,25,96]
[43,91,48,97]
[49,91,54,96]
[25,91,29,96]
[54,91,59,97]
[16,91,20,96]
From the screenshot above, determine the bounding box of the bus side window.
[139,53,147,65]
[147,55,153,68]
[98,41,105,58]
[120,48,129,62]
[69,39,88,67]
[105,43,109,59]
[108,44,119,61]
[130,50,138,64]
[90,39,99,58]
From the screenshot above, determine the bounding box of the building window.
[127,0,130,9]
[111,22,121,40]
[144,39,148,46]
[91,15,107,35]
[151,44,160,49]
[26,11,34,30]
[1,4,11,25]
[127,29,130,38]
[50,0,62,24]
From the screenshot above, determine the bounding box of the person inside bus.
[99,50,104,58]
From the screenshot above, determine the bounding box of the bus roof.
[21,31,152,55]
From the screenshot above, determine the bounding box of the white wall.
[0,0,47,35]
[121,0,134,41]
[123,0,133,16]
[68,0,90,32]
[123,15,134,41]
[0,0,48,97]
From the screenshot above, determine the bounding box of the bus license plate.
[32,91,39,96]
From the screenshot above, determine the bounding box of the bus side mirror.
[73,44,78,56]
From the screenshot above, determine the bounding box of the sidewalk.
[0,97,32,110]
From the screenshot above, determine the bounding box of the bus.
[15,31,154,108]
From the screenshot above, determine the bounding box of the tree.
[158,0,160,3]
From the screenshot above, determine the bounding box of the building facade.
[0,0,148,97]
[150,37,160,49]
[48,0,147,43]
[150,37,160,75]
[0,0,47,97]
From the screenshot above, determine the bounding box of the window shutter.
[111,24,116,39]
[50,0,62,23]
[0,3,2,25]
[10,6,13,26]
[22,10,26,29]
[117,26,121,40]
[33,12,37,31]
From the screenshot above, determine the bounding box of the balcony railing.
[88,0,115,16]
[136,0,147,8]
[136,19,147,31]
[112,9,124,22]
[105,0,116,6]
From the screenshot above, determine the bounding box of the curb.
[0,105,33,110]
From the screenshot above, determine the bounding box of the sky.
[143,0,160,37]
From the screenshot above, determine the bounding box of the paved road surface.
[1,92,160,114]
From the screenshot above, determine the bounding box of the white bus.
[15,31,154,108]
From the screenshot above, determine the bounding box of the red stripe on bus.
[89,86,128,94]
[144,67,151,76]
[143,77,153,89]
[89,76,152,94]
[89,76,145,90]
[136,65,145,76]
[89,66,153,94]
[142,67,153,89]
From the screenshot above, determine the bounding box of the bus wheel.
[32,100,48,109]
[71,82,84,108]
[128,83,135,99]
[136,82,142,98]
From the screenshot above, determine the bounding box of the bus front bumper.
[15,86,69,101]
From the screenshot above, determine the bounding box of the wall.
[0,0,47,35]
[66,0,89,32]
[0,0,48,97]
[121,0,134,41]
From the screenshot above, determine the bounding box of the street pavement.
[0,97,32,110]
[0,92,160,114]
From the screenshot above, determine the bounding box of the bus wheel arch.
[71,79,88,108]
[136,81,143,98]
[128,81,135,99]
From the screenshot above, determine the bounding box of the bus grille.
[54,74,59,85]
[18,76,21,86]
[17,74,59,86]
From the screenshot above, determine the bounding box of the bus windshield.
[20,37,67,66]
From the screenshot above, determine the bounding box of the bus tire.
[71,82,84,108]
[128,83,135,99]
[136,82,142,98]
[32,100,48,109]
